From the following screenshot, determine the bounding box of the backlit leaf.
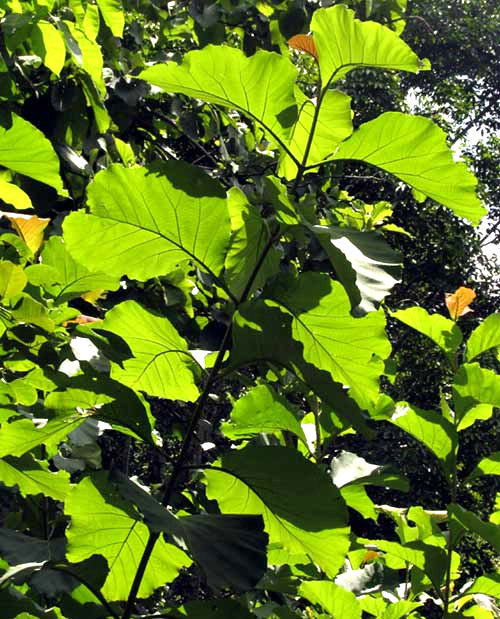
[139,46,298,151]
[0,178,32,210]
[63,162,231,281]
[95,0,124,37]
[445,286,476,320]
[288,34,318,60]
[453,363,500,430]
[204,445,349,577]
[467,453,500,481]
[466,314,500,361]
[0,261,27,300]
[0,454,70,500]
[0,114,65,194]
[311,5,429,86]
[392,306,462,354]
[31,21,66,76]
[331,113,484,224]
[66,474,191,601]
[299,580,362,619]
[101,300,199,401]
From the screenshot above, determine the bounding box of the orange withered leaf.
[288,34,318,61]
[363,549,382,563]
[1,212,50,254]
[445,286,476,321]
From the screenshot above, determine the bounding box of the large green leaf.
[330,451,408,491]
[392,306,463,354]
[31,21,66,76]
[95,0,124,37]
[138,46,298,151]
[331,112,484,224]
[63,162,231,281]
[26,236,120,304]
[466,314,500,361]
[0,177,32,209]
[220,384,307,445]
[204,445,350,577]
[101,300,199,401]
[267,273,391,409]
[467,573,500,599]
[65,474,191,601]
[315,226,401,314]
[0,261,27,301]
[230,299,371,430]
[45,374,156,443]
[280,88,353,178]
[0,454,70,500]
[0,413,87,459]
[453,363,500,430]
[311,4,429,86]
[388,401,457,478]
[223,187,280,298]
[110,470,268,591]
[0,114,65,194]
[299,580,361,619]
[448,504,500,553]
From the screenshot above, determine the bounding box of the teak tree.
[0,2,498,619]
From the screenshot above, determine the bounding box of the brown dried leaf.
[288,34,318,61]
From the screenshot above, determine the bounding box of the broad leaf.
[220,384,307,445]
[0,454,70,500]
[466,314,500,361]
[330,451,408,491]
[315,226,401,314]
[139,46,298,151]
[101,300,199,401]
[299,580,362,619]
[448,504,500,553]
[267,273,391,409]
[63,162,231,281]
[204,445,350,577]
[95,0,124,37]
[0,178,32,209]
[0,114,65,194]
[453,363,500,430]
[280,89,353,178]
[66,474,191,601]
[467,573,500,599]
[0,413,87,458]
[467,453,500,481]
[31,21,66,76]
[311,4,429,86]
[230,299,371,430]
[110,470,268,591]
[331,112,484,224]
[26,236,119,304]
[389,401,457,478]
[45,374,156,443]
[224,187,280,298]
[0,261,27,300]
[65,21,105,95]
[392,306,462,354]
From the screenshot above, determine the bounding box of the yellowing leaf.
[3,212,50,254]
[288,34,318,61]
[445,286,476,321]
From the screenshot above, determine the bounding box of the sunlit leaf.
[3,212,50,254]
[0,261,27,300]
[101,300,200,401]
[445,286,476,320]
[467,453,500,481]
[63,162,231,282]
[311,4,429,86]
[66,474,191,601]
[31,21,66,76]
[204,445,349,577]
[466,314,500,361]
[139,46,298,151]
[331,113,484,224]
[0,454,70,500]
[0,178,32,210]
[299,580,362,618]
[95,0,124,37]
[280,88,353,178]
[0,114,65,194]
[26,236,120,304]
[392,306,463,354]
[453,363,500,430]
[220,384,307,445]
